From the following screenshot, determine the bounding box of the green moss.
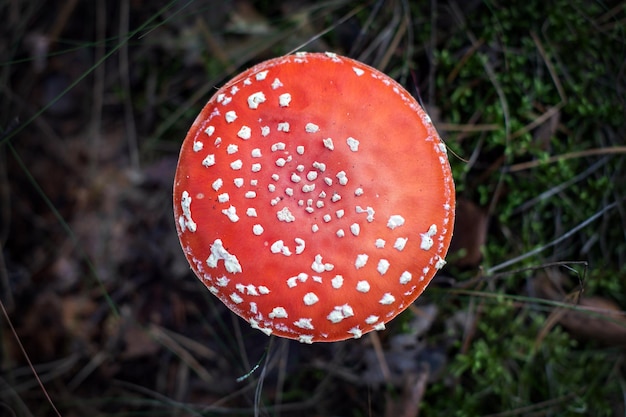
[420,0,624,413]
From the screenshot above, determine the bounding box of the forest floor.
[2,1,625,416]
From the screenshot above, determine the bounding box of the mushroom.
[173,52,455,343]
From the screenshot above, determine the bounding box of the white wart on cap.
[173,52,455,343]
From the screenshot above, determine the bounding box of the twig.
[530,31,567,103]
[437,122,500,132]
[509,103,564,140]
[506,146,626,172]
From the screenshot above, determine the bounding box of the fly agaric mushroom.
[173,52,454,343]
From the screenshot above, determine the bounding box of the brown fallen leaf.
[448,197,488,268]
[534,272,626,347]
[558,296,626,346]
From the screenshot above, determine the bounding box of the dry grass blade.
[488,201,619,274]
[0,300,62,417]
[437,122,500,133]
[506,146,626,172]
[368,331,392,383]
[148,324,216,384]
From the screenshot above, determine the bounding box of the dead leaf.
[534,272,626,347]
[448,197,488,268]
[559,296,626,346]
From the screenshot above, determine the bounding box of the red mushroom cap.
[173,52,455,343]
